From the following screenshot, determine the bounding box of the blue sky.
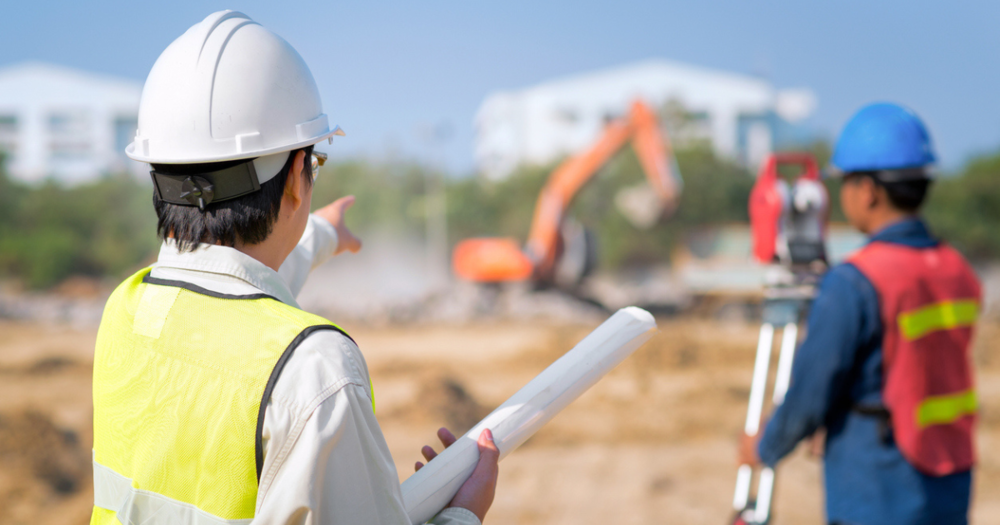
[2,1,998,173]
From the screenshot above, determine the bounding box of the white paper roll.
[401,307,658,524]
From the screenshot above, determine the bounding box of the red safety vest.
[849,241,981,476]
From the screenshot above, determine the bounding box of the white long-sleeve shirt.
[149,215,478,525]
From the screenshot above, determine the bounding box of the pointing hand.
[315,195,362,255]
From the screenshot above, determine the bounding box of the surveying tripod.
[731,266,822,525]
[732,152,829,525]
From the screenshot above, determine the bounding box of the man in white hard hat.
[91,11,497,525]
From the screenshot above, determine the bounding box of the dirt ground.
[2,316,999,525]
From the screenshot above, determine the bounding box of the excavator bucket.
[452,238,534,283]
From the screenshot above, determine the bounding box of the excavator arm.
[453,99,681,284]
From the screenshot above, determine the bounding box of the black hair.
[152,145,313,251]
[844,171,932,213]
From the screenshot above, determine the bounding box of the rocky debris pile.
[302,280,608,326]
[296,235,610,325]
[0,282,108,328]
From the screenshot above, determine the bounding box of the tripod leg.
[754,467,776,523]
[733,322,775,512]
[753,321,800,523]
[772,322,798,405]
[746,323,775,436]
[733,464,753,512]
[743,323,774,436]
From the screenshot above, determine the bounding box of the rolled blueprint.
[401,307,658,524]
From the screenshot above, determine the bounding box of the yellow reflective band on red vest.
[91,268,363,524]
[916,389,978,429]
[898,299,979,341]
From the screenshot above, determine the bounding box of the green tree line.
[1,145,998,289]
[0,166,159,289]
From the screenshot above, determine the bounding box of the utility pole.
[416,121,452,282]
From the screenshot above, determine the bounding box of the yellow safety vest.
[91,268,360,525]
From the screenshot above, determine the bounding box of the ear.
[861,176,881,210]
[282,150,307,214]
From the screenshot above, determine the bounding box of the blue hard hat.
[831,103,936,175]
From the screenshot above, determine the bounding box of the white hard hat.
[127,10,344,185]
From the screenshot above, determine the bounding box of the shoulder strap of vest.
[847,239,904,263]
[255,324,356,482]
[142,273,281,302]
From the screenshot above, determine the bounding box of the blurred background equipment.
[749,153,829,267]
[734,152,829,525]
[453,99,681,291]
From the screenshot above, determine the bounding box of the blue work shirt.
[757,217,972,525]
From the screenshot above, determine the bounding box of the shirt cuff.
[757,432,777,467]
[428,507,481,525]
[307,213,339,268]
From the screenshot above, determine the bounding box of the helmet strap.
[151,159,262,210]
[872,167,932,183]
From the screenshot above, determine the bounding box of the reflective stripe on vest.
[916,389,978,429]
[899,299,979,341]
[91,268,361,524]
[93,456,251,525]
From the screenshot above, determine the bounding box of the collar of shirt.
[867,216,938,249]
[151,241,300,308]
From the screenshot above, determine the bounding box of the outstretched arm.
[279,196,362,296]
[756,264,878,466]
[314,196,363,257]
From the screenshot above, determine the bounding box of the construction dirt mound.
[0,410,92,523]
[409,375,490,435]
[0,410,89,494]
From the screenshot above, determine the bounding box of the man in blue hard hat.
[739,103,981,525]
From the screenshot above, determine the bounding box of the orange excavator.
[453,99,682,288]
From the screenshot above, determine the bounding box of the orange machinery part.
[452,237,534,282]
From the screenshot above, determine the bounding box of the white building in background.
[0,62,144,185]
[475,59,817,179]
